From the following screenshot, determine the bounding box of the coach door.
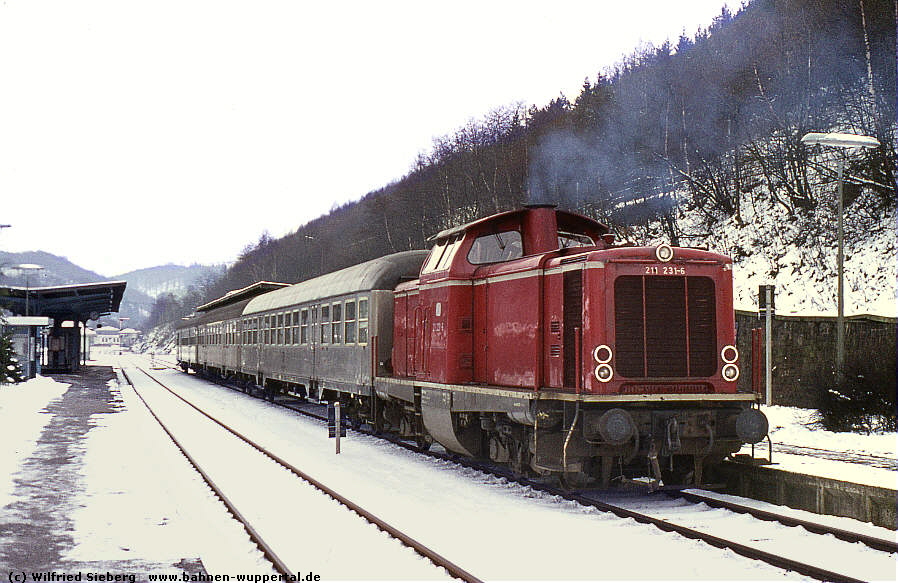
[310,305,319,382]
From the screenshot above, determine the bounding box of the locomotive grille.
[614,275,717,378]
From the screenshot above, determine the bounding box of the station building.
[0,281,126,374]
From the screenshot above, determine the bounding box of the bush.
[815,355,897,433]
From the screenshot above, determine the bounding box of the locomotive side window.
[344,299,357,344]
[422,241,448,274]
[435,235,463,271]
[358,298,369,344]
[467,230,523,264]
[320,305,330,343]
[332,302,343,344]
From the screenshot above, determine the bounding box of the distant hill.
[0,250,107,287]
[112,263,225,300]
[0,251,222,330]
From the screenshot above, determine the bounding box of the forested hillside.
[150,0,896,324]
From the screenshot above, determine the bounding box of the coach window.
[358,298,369,344]
[344,299,357,344]
[331,302,343,344]
[467,230,523,264]
[300,309,309,344]
[280,313,287,344]
[320,305,330,344]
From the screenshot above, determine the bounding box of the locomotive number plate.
[645,265,685,275]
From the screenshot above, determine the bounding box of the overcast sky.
[0,0,740,277]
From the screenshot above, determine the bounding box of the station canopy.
[0,281,126,322]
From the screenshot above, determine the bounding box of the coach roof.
[242,250,428,316]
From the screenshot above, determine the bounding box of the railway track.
[120,364,478,582]
[135,359,896,582]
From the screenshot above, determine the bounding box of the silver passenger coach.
[176,251,428,400]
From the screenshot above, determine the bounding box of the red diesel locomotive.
[176,205,767,487]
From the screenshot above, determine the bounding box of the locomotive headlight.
[655,244,674,262]
[592,344,612,364]
[594,363,614,383]
[722,363,740,382]
[721,345,739,364]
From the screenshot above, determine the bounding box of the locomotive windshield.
[467,230,523,264]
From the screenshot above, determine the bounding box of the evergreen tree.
[0,331,24,385]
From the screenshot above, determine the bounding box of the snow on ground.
[762,405,896,458]
[735,404,898,490]
[62,374,273,573]
[126,360,814,581]
[3,357,895,580]
[0,376,69,506]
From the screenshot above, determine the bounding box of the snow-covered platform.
[719,459,896,529]
[724,406,897,529]
[0,366,207,579]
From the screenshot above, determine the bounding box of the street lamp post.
[800,132,880,381]
[15,263,45,316]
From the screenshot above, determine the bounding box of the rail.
[129,364,482,583]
